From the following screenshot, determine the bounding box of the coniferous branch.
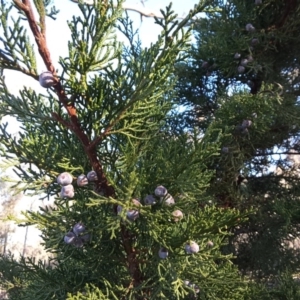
[13,0,54,72]
[87,2,203,150]
[0,51,37,79]
[13,0,74,117]
[0,2,37,76]
[12,0,78,128]
[11,0,117,197]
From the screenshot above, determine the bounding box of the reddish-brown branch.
[51,112,72,129]
[19,0,54,73]
[54,82,79,121]
[121,225,143,288]
[18,0,76,119]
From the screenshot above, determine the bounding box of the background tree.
[0,0,249,299]
[175,0,300,293]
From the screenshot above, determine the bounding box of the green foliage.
[174,0,300,293]
[3,0,300,298]
[245,271,300,300]
[0,0,251,299]
[0,1,37,77]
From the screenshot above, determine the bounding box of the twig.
[120,3,169,19]
[0,51,38,80]
[70,0,164,18]
[70,0,200,23]
[253,151,300,157]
